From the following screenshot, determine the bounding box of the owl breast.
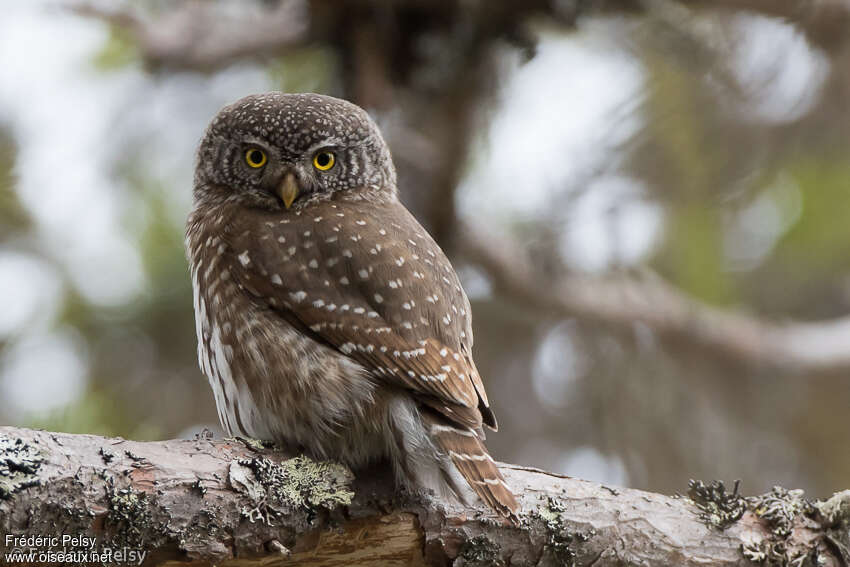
[186,204,384,465]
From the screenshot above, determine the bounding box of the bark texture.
[1,427,848,566]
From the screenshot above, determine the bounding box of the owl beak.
[277,173,300,209]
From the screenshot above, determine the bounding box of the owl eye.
[245,148,267,168]
[312,151,335,171]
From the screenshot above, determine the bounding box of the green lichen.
[741,540,826,567]
[528,495,594,565]
[815,490,850,529]
[0,434,43,499]
[687,479,745,529]
[98,447,115,464]
[750,486,813,539]
[105,483,154,548]
[457,534,504,567]
[740,486,830,566]
[229,455,354,524]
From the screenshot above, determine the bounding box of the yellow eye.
[313,151,335,171]
[245,148,267,168]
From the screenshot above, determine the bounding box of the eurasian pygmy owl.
[186,92,517,521]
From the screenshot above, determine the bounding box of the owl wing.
[227,199,495,432]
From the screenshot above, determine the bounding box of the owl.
[186,92,518,521]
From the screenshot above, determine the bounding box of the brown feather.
[423,412,518,522]
[227,199,494,425]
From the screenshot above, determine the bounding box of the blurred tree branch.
[461,222,850,374]
[1,427,847,566]
[71,0,850,69]
[686,0,850,51]
[71,1,309,71]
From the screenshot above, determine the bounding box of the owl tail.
[427,417,519,524]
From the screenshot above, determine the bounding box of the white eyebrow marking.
[305,138,343,155]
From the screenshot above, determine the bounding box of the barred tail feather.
[428,421,519,523]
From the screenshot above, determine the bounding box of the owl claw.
[232,436,268,452]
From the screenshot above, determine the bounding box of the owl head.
[194,93,397,210]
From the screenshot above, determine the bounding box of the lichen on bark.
[229,454,354,524]
[528,494,595,564]
[0,434,43,499]
[687,479,746,529]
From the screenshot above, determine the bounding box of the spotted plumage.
[186,92,518,521]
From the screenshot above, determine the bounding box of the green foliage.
[665,202,731,304]
[267,47,339,94]
[643,51,733,304]
[773,158,850,275]
[92,24,139,71]
[23,387,162,441]
[0,128,31,238]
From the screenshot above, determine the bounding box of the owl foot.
[226,436,269,452]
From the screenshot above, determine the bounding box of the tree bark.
[1,427,847,566]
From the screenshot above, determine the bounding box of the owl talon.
[231,436,268,452]
[265,539,291,556]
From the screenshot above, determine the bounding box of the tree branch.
[70,1,309,71]
[685,0,850,51]
[69,0,850,76]
[460,223,850,374]
[0,427,847,566]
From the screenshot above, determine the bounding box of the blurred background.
[1,0,849,499]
